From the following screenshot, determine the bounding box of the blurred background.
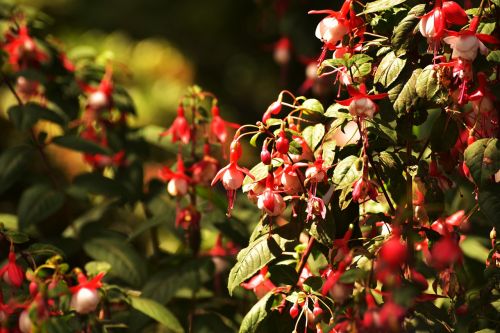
[5,0,333,128]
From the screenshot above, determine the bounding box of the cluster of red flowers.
[0,243,103,332]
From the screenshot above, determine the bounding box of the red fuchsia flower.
[337,84,387,119]
[160,104,191,144]
[419,1,468,51]
[443,17,500,62]
[428,159,453,191]
[211,140,254,215]
[16,76,40,100]
[273,37,292,66]
[306,193,326,221]
[310,4,350,50]
[260,144,272,165]
[240,266,275,299]
[159,154,191,197]
[378,301,406,329]
[257,175,286,217]
[280,164,303,194]
[435,56,472,105]
[0,249,24,288]
[84,66,114,112]
[69,272,105,314]
[175,204,201,230]
[2,24,48,70]
[191,144,219,185]
[288,132,314,163]
[304,158,328,184]
[431,235,462,270]
[209,104,239,145]
[351,177,378,203]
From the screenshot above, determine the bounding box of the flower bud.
[276,131,289,154]
[260,146,272,165]
[18,310,32,333]
[379,236,408,268]
[289,303,299,319]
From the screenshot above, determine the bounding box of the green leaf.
[71,173,127,197]
[8,102,67,130]
[18,184,65,229]
[239,292,273,333]
[243,159,283,187]
[84,261,112,276]
[129,296,184,333]
[478,183,500,225]
[228,235,287,295]
[4,230,29,244]
[339,268,367,283]
[362,0,407,15]
[0,145,34,194]
[301,99,324,115]
[374,51,406,87]
[83,238,147,287]
[460,236,489,263]
[52,135,111,155]
[486,50,500,63]
[324,103,349,118]
[302,123,325,151]
[416,65,440,101]
[268,264,299,286]
[464,138,500,185]
[391,5,426,55]
[391,69,420,114]
[26,243,64,259]
[332,155,362,189]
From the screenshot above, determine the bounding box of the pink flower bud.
[18,310,32,333]
[260,146,272,165]
[87,91,109,110]
[276,131,289,154]
[289,303,299,319]
[379,236,408,268]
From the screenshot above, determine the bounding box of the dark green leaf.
[374,51,406,87]
[362,0,407,14]
[8,102,67,130]
[416,65,440,101]
[391,69,420,114]
[339,268,367,283]
[72,173,127,197]
[332,155,362,189]
[464,138,500,185]
[129,297,184,333]
[83,238,147,287]
[268,264,299,286]
[18,184,65,229]
[239,292,273,333]
[391,5,425,54]
[478,184,500,225]
[228,235,287,295]
[52,135,111,155]
[0,145,33,194]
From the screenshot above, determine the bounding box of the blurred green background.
[6,0,332,127]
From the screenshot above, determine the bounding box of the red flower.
[0,250,24,288]
[337,84,387,119]
[431,235,462,270]
[160,104,191,144]
[190,144,219,185]
[309,1,352,51]
[352,177,378,203]
[2,24,48,70]
[84,66,114,112]
[256,175,286,217]
[262,100,282,124]
[159,154,191,197]
[209,104,239,145]
[306,193,326,221]
[273,37,292,66]
[211,140,254,215]
[241,266,275,298]
[176,205,201,230]
[69,272,105,314]
[379,233,408,269]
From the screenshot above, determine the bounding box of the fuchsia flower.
[212,140,254,215]
[69,272,104,314]
[2,24,48,70]
[351,177,378,203]
[379,233,408,269]
[419,0,468,50]
[209,104,239,145]
[306,193,326,221]
[190,144,219,185]
[305,158,328,183]
[431,235,462,270]
[443,17,500,62]
[241,266,275,299]
[280,164,303,194]
[262,100,282,124]
[273,37,292,66]
[176,205,201,230]
[160,104,191,144]
[256,174,286,217]
[159,154,191,197]
[337,84,387,119]
[83,66,114,112]
[0,250,24,288]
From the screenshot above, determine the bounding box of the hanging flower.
[306,193,326,221]
[0,249,24,288]
[191,144,219,185]
[352,177,378,203]
[337,84,387,119]
[2,24,48,70]
[211,140,254,215]
[159,154,191,197]
[176,205,201,230]
[160,104,191,144]
[209,104,239,145]
[273,37,292,66]
[256,175,286,216]
[69,272,105,314]
[309,1,352,51]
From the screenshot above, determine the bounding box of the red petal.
[442,1,468,26]
[211,164,231,186]
[476,33,500,44]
